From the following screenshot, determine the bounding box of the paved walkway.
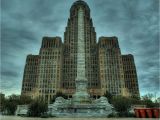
[0,116,159,120]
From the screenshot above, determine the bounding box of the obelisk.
[72,6,90,104]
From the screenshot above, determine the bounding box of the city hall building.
[21,0,140,103]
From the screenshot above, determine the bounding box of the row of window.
[39,89,55,93]
[124,75,137,78]
[124,70,136,74]
[22,83,35,87]
[24,76,37,79]
[41,56,61,59]
[27,59,39,62]
[122,58,133,62]
[26,62,39,65]
[25,66,38,71]
[22,87,32,91]
[41,51,61,54]
[42,42,61,48]
[123,66,135,69]
[62,82,98,87]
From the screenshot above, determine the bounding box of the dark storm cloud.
[1,69,19,78]
[1,0,75,95]
[1,0,159,96]
[89,0,159,96]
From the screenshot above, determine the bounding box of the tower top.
[73,0,87,5]
[71,0,90,12]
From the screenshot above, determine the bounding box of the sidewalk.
[0,116,159,120]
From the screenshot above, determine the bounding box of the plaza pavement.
[0,116,159,120]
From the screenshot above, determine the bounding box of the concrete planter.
[139,109,146,118]
[146,109,152,118]
[134,109,140,118]
[134,108,160,118]
[153,109,160,118]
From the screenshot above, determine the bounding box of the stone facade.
[122,54,140,97]
[37,37,63,103]
[98,37,125,96]
[21,37,63,102]
[21,55,40,99]
[21,0,140,103]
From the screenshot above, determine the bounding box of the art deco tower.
[21,0,140,103]
[62,0,100,97]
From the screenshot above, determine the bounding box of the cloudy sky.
[1,0,159,97]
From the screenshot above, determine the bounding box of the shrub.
[28,100,48,117]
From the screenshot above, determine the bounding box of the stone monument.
[72,7,91,105]
[48,2,113,118]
